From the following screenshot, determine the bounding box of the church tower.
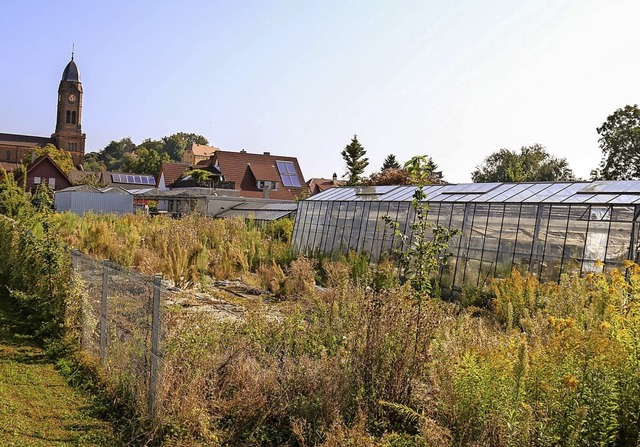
[52,51,86,166]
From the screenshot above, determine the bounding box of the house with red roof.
[14,154,72,192]
[209,150,307,200]
[307,174,346,196]
[157,162,190,190]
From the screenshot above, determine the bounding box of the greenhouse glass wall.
[291,181,640,290]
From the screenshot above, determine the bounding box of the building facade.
[0,54,86,168]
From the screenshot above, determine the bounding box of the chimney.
[263,151,270,155]
[263,182,270,199]
[332,172,337,181]
[240,149,246,153]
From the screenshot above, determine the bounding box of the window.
[71,111,77,124]
[33,177,41,184]
[276,161,301,187]
[66,111,71,123]
[48,178,55,188]
[257,181,278,190]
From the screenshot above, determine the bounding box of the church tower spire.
[53,50,86,166]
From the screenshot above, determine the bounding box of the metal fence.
[71,250,166,415]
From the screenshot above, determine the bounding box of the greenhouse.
[291,181,640,290]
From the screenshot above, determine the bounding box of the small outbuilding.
[55,185,134,215]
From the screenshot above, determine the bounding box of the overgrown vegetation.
[1,170,640,446]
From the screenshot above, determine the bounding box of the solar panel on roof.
[276,161,301,187]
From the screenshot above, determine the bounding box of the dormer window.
[257,181,277,191]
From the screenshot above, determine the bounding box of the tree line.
[82,132,208,174]
[342,104,640,184]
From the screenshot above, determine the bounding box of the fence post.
[100,260,109,365]
[71,249,78,272]
[148,274,162,416]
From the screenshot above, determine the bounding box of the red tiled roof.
[307,177,346,195]
[159,162,190,187]
[213,151,307,200]
[14,154,72,191]
[248,163,280,182]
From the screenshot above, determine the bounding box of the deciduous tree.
[26,144,75,174]
[472,144,574,182]
[595,104,640,180]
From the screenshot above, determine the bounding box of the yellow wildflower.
[564,374,578,391]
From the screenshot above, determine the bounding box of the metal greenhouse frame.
[291,181,640,290]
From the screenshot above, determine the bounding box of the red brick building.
[0,53,86,169]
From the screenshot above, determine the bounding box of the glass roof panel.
[578,180,640,194]
[585,194,639,204]
[537,183,581,203]
[487,183,533,202]
[451,193,484,202]
[384,186,419,201]
[354,185,398,196]
[440,182,500,193]
[609,194,640,204]
[561,192,595,203]
[469,183,518,202]
[432,193,467,202]
[496,183,542,202]
[521,184,564,202]
[305,182,640,205]
[329,188,355,201]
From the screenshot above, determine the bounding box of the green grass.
[0,294,116,447]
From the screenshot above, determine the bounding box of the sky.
[1,0,639,183]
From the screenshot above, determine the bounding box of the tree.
[381,154,401,171]
[0,170,32,219]
[162,132,208,162]
[26,144,75,174]
[94,138,137,171]
[131,147,169,175]
[87,133,209,173]
[366,156,444,186]
[366,168,412,186]
[595,104,640,180]
[341,134,369,186]
[472,144,574,182]
[187,169,213,187]
[82,153,107,172]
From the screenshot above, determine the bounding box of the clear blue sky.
[1,0,639,182]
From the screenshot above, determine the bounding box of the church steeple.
[53,50,86,166]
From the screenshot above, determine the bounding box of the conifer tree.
[381,154,401,171]
[341,134,369,186]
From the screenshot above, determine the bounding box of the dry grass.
[50,212,640,446]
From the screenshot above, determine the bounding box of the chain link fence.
[71,250,168,415]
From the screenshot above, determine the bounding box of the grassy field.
[0,294,116,447]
